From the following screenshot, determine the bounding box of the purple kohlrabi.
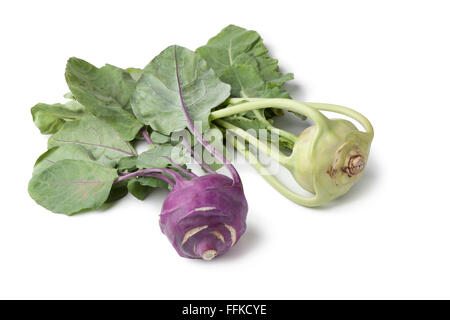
[159,173,247,260]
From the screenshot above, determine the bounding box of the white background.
[1,0,449,299]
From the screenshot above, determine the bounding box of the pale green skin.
[211,98,374,207]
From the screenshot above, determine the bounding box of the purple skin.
[159,174,247,260]
[116,166,247,260]
[141,128,153,145]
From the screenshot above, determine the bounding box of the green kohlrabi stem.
[212,99,328,169]
[226,99,374,138]
[252,110,298,143]
[233,134,322,207]
[215,119,291,167]
[211,98,329,128]
[303,102,374,138]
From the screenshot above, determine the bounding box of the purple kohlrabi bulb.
[159,174,247,260]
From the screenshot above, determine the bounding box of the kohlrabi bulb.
[211,98,374,207]
[159,174,247,260]
[290,118,372,204]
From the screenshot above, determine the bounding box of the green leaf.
[117,156,138,171]
[137,144,188,169]
[48,114,136,167]
[28,159,118,215]
[64,92,75,99]
[197,25,260,77]
[279,136,295,151]
[150,131,171,144]
[65,57,136,108]
[126,67,143,81]
[136,176,169,188]
[118,144,188,171]
[131,45,230,135]
[127,175,170,200]
[31,101,85,134]
[220,64,266,98]
[65,57,143,141]
[223,115,269,132]
[33,144,94,176]
[127,179,152,200]
[106,180,128,203]
[135,146,173,169]
[197,24,293,99]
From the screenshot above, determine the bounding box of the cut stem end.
[201,250,217,261]
[344,155,365,177]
